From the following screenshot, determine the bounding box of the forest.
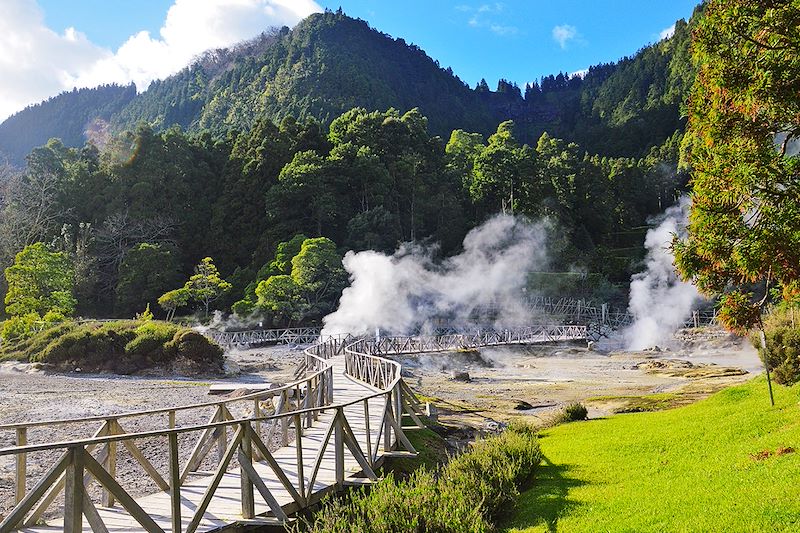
[0,7,706,338]
[0,105,684,335]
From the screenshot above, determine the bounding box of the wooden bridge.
[204,297,717,349]
[0,325,586,532]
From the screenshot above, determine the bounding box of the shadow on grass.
[505,454,585,532]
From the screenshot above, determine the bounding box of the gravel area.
[0,345,307,521]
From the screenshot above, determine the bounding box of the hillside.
[0,9,698,166]
[0,84,136,166]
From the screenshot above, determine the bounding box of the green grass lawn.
[505,377,800,533]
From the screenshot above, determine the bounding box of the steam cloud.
[322,215,549,336]
[624,196,700,349]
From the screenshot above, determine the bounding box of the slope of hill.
[0,8,699,166]
[0,84,136,166]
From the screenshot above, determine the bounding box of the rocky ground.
[0,328,760,520]
[401,327,761,430]
[0,344,307,521]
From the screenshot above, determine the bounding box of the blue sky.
[1,1,699,121]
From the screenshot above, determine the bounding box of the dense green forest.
[0,103,683,328]
[0,9,699,167]
[0,8,701,332]
[0,85,136,165]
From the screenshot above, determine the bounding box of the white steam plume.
[624,196,700,349]
[322,215,549,336]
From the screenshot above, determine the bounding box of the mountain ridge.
[0,9,698,166]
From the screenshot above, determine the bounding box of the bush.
[1,320,223,375]
[557,402,589,423]
[751,305,800,385]
[298,424,541,532]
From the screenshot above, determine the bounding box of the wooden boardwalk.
[0,326,582,533]
[16,358,390,532]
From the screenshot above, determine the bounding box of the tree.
[291,237,347,317]
[116,243,182,316]
[185,257,232,317]
[255,275,305,325]
[2,242,75,340]
[4,242,76,317]
[674,0,800,330]
[158,288,191,322]
[674,0,800,403]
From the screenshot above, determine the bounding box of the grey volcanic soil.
[401,327,761,426]
[0,345,307,521]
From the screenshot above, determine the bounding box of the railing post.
[15,427,26,504]
[384,394,392,452]
[63,447,84,533]
[294,413,306,502]
[168,409,176,429]
[363,399,372,467]
[281,391,289,446]
[240,423,255,519]
[217,404,228,464]
[103,418,118,507]
[169,432,182,533]
[334,408,344,487]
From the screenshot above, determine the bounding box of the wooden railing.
[0,325,586,532]
[0,335,422,532]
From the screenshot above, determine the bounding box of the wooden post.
[334,409,344,487]
[294,413,305,502]
[15,427,26,504]
[168,410,176,429]
[63,447,84,533]
[216,404,227,464]
[240,424,255,519]
[168,432,181,533]
[363,399,372,467]
[280,391,289,446]
[384,397,393,451]
[103,420,117,507]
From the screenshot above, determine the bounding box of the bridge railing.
[0,336,423,532]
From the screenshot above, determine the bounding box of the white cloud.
[0,0,109,121]
[552,24,577,49]
[0,0,322,122]
[460,3,518,36]
[570,68,588,78]
[659,23,675,40]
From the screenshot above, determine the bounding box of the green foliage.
[300,423,541,532]
[157,287,191,322]
[158,257,231,319]
[291,237,347,316]
[556,402,589,423]
[0,313,42,343]
[2,320,223,375]
[254,275,305,324]
[116,243,182,317]
[751,305,800,385]
[675,0,800,332]
[4,242,76,317]
[0,84,135,166]
[2,243,76,340]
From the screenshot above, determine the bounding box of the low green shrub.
[2,320,223,375]
[557,402,589,423]
[298,423,541,532]
[751,305,800,385]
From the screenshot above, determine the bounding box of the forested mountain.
[0,9,698,166]
[0,85,136,165]
[0,8,702,327]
